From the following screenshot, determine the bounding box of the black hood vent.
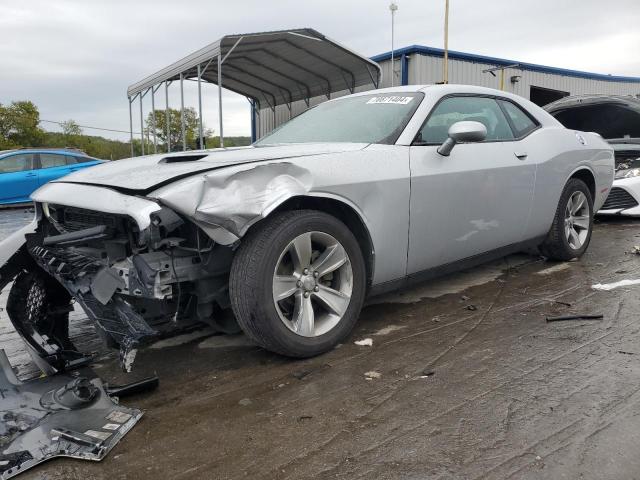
[159,154,207,164]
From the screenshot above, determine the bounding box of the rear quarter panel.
[525,128,614,239]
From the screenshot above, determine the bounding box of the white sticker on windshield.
[366,96,413,105]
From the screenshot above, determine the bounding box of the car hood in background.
[51,143,368,193]
[545,95,640,142]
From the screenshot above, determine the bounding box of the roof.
[371,45,640,84]
[127,28,382,108]
[0,148,89,157]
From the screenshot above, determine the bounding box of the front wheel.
[539,178,594,261]
[229,210,366,358]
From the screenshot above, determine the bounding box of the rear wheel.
[539,178,593,261]
[229,210,366,357]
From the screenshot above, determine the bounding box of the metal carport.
[127,28,382,155]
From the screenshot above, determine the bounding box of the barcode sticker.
[366,96,413,105]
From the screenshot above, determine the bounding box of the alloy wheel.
[272,231,353,337]
[564,191,590,250]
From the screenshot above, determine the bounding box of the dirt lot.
[2,209,640,480]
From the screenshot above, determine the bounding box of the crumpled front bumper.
[0,350,143,479]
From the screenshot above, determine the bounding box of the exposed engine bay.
[3,203,238,373]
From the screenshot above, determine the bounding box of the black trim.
[43,225,109,246]
[411,93,542,146]
[368,235,545,297]
[496,98,541,138]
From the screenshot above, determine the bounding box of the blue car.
[0,148,103,205]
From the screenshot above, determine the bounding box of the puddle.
[369,254,531,305]
[150,329,215,349]
[536,263,570,275]
[198,334,254,349]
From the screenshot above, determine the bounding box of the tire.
[539,178,594,261]
[229,210,367,357]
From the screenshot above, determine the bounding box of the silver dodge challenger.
[0,84,614,372]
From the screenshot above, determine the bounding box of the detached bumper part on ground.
[0,350,143,479]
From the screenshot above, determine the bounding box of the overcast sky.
[1,0,639,142]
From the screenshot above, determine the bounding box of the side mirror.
[437,121,487,156]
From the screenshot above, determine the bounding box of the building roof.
[127,28,382,108]
[371,45,640,84]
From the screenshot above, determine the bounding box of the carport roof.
[127,28,382,108]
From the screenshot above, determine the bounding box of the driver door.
[407,95,536,274]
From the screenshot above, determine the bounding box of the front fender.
[150,162,313,245]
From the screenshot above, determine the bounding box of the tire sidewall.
[558,179,594,257]
[253,212,366,356]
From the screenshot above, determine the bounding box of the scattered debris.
[297,415,313,422]
[106,376,159,398]
[421,369,435,377]
[465,305,477,311]
[0,349,146,479]
[364,371,381,380]
[632,245,640,255]
[354,338,373,347]
[432,316,442,323]
[291,370,312,380]
[546,314,603,323]
[238,398,252,406]
[548,299,572,307]
[373,325,406,336]
[290,364,331,381]
[460,295,471,301]
[592,279,640,291]
[618,351,636,355]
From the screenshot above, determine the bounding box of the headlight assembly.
[615,168,640,179]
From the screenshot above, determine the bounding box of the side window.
[0,154,34,174]
[498,100,539,137]
[417,96,514,144]
[40,153,67,169]
[65,155,80,165]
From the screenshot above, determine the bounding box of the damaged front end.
[2,198,236,373]
[0,161,314,374]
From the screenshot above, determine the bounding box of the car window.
[498,100,539,137]
[65,155,82,165]
[40,153,67,169]
[256,93,424,145]
[0,154,35,174]
[418,96,515,144]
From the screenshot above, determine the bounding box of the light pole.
[443,0,449,84]
[389,2,398,87]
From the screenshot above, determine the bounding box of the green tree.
[61,119,83,136]
[145,108,204,151]
[0,100,45,148]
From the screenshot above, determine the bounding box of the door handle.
[514,151,528,160]
[25,173,37,177]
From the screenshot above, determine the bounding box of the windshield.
[256,92,424,146]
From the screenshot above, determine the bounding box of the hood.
[545,95,640,141]
[52,143,367,193]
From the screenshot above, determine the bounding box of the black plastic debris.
[545,314,604,323]
[0,350,144,479]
